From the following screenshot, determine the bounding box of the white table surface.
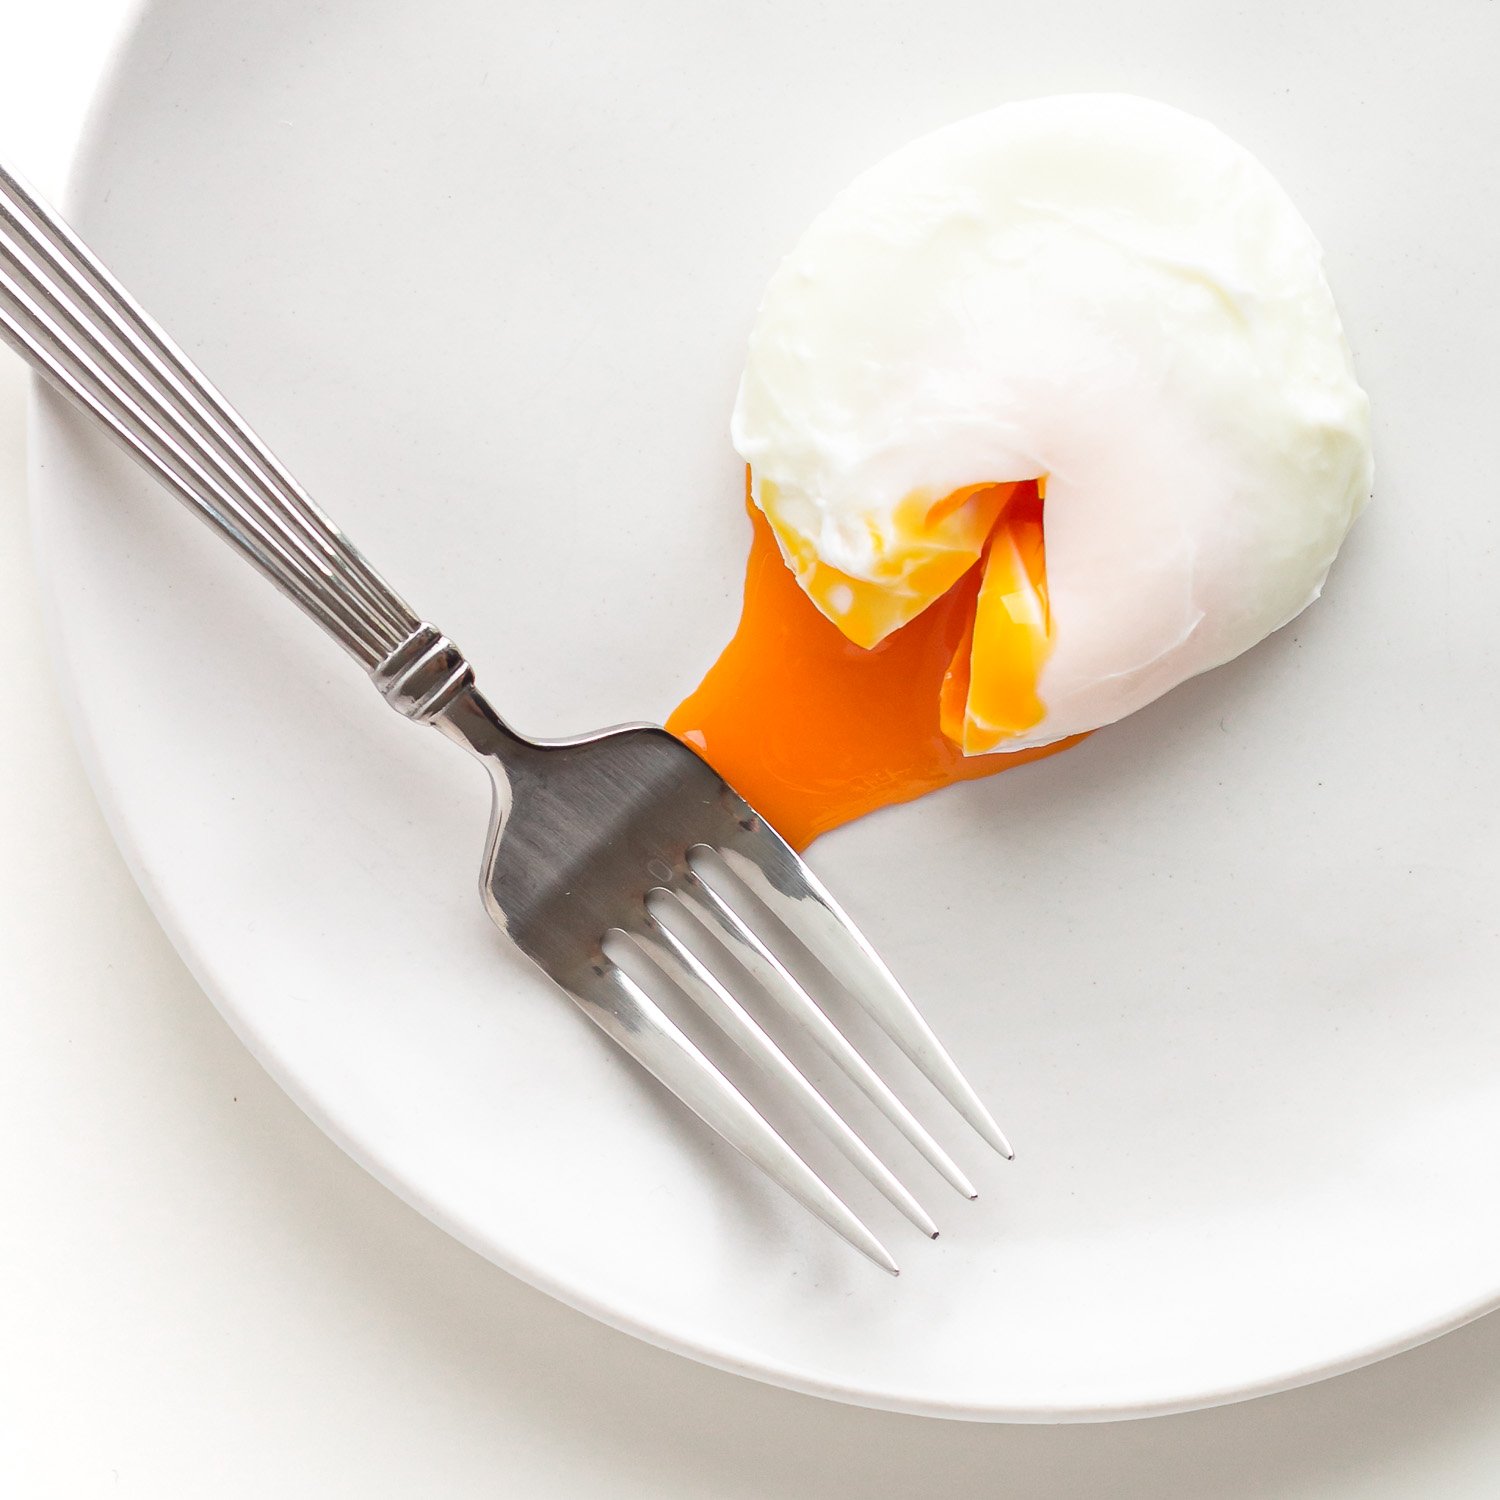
[5,4,1500,1496]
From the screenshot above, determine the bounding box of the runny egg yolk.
[940,481,1051,754]
[667,473,1083,849]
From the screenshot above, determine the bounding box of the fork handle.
[0,158,476,720]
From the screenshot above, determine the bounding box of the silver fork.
[0,159,1011,1274]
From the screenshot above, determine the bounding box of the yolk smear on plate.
[668,474,1084,849]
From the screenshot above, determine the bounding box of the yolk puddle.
[668,475,1085,849]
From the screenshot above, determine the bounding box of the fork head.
[425,679,1009,1271]
[478,718,747,983]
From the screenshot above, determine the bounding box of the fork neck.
[431,682,544,771]
[371,622,541,771]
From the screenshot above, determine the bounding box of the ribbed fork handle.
[0,158,472,719]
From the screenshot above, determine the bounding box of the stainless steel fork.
[0,159,1011,1273]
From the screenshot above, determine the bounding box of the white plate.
[31,0,1500,1421]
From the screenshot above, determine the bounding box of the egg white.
[732,93,1372,751]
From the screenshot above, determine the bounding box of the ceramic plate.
[32,0,1500,1420]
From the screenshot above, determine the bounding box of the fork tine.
[712,832,1015,1160]
[629,895,940,1238]
[566,948,899,1274]
[679,867,980,1200]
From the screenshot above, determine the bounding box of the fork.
[0,159,1011,1274]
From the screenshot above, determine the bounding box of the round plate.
[33,0,1500,1420]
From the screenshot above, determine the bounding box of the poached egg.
[671,94,1371,844]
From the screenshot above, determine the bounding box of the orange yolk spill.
[668,475,1085,849]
